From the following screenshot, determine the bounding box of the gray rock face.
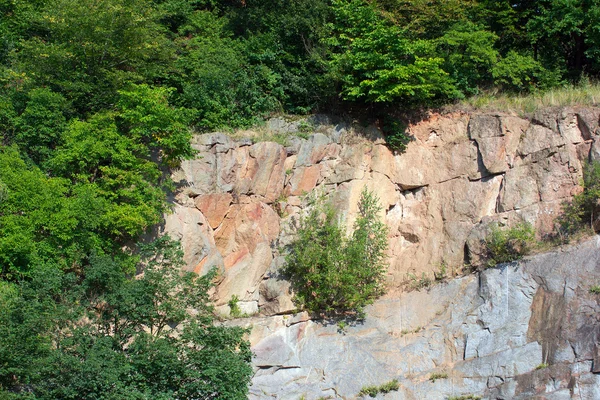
[237,237,600,399]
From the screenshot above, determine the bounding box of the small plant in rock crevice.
[358,379,400,397]
[228,294,243,318]
[484,222,536,267]
[429,372,448,382]
[448,395,482,400]
[555,161,600,241]
[590,285,600,294]
[408,272,432,290]
[434,262,448,281]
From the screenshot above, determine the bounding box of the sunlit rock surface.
[165,109,600,398]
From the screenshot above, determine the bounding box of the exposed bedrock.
[165,108,599,315]
[164,108,600,398]
[235,236,600,399]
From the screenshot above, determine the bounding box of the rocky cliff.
[164,108,600,399]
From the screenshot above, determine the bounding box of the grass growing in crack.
[429,372,448,382]
[485,222,536,267]
[358,379,400,397]
[408,272,432,290]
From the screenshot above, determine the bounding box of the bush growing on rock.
[556,161,600,240]
[283,188,388,318]
[484,222,536,267]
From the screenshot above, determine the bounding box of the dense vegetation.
[284,189,388,318]
[557,161,600,240]
[2,0,600,397]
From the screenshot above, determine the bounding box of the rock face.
[237,236,600,399]
[164,109,600,398]
[166,108,598,313]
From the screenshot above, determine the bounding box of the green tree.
[8,0,172,114]
[284,188,388,317]
[0,237,252,399]
[327,0,457,106]
[13,88,68,165]
[47,84,192,239]
[526,0,600,78]
[171,10,280,129]
[436,22,498,95]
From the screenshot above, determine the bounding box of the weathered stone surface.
[165,108,600,398]
[518,123,565,156]
[498,164,540,212]
[162,204,223,276]
[231,237,600,399]
[295,133,332,167]
[409,112,470,144]
[194,193,232,229]
[469,114,501,139]
[286,164,321,196]
[246,142,287,202]
[214,202,279,259]
[258,277,295,315]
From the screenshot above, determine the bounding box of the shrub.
[284,188,388,318]
[229,294,243,318]
[485,222,536,267]
[556,161,600,240]
[589,285,600,294]
[381,117,410,153]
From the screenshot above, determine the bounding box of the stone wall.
[164,108,600,317]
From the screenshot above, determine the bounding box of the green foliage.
[485,222,536,267]
[13,88,68,165]
[0,237,253,399]
[9,0,172,114]
[557,161,600,240]
[434,262,447,281]
[448,395,481,400]
[437,21,498,96]
[589,285,600,294]
[172,11,280,130]
[408,272,432,291]
[358,379,399,397]
[429,372,448,382]
[327,0,457,105]
[0,146,83,278]
[535,363,549,370]
[491,51,548,91]
[284,188,388,318]
[381,117,410,153]
[228,294,242,318]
